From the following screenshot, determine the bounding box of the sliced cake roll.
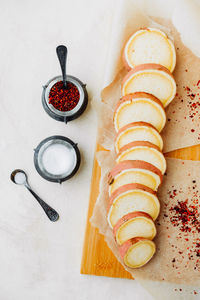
[108,160,162,195]
[123,28,176,72]
[107,183,160,229]
[115,121,163,153]
[114,92,166,132]
[113,211,156,245]
[119,238,156,268]
[121,64,176,107]
[116,141,166,174]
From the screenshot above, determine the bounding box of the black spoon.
[10,169,59,222]
[56,45,68,89]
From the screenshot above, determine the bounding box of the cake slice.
[123,28,176,72]
[114,92,166,132]
[107,183,160,228]
[113,211,156,245]
[119,238,156,268]
[108,160,162,195]
[117,141,166,174]
[122,64,176,107]
[115,121,163,153]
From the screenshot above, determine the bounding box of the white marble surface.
[0,0,154,299]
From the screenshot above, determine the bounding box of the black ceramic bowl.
[34,135,81,183]
[42,75,88,123]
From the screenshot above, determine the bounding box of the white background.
[0,0,155,299]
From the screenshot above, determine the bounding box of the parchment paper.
[97,0,200,153]
[91,155,200,286]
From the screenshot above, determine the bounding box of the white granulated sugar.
[42,143,76,176]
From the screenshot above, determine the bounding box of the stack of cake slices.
[107,28,176,268]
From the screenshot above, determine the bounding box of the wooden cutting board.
[80,143,200,279]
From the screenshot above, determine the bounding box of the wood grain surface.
[80,144,200,279]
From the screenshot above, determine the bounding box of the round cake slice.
[116,141,166,175]
[123,28,176,72]
[115,121,163,153]
[119,238,156,268]
[108,160,162,195]
[113,211,156,245]
[121,64,176,107]
[114,92,166,132]
[107,183,160,228]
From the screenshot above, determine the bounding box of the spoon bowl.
[10,169,27,185]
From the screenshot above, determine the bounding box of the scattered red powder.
[161,180,200,272]
[181,81,200,120]
[169,199,200,233]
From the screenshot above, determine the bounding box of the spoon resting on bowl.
[56,45,67,89]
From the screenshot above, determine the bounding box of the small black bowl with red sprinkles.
[42,75,88,123]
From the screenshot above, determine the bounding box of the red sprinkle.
[49,81,80,111]
[169,199,200,233]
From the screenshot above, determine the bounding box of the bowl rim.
[34,135,81,183]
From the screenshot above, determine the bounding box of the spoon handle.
[56,45,67,88]
[25,184,59,222]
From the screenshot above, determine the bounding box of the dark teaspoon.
[56,45,68,89]
[10,169,59,222]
